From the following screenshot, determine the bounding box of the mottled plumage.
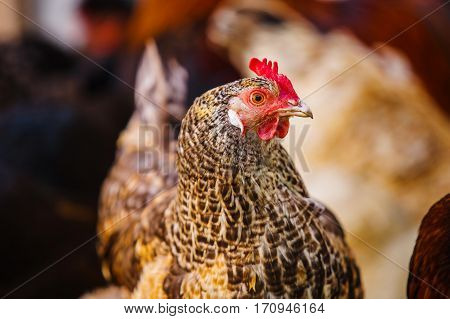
[98,50,363,298]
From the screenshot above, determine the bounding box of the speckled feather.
[98,71,363,298]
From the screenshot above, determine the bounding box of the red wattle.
[257,117,279,140]
[276,118,290,138]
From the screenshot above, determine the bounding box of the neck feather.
[169,101,308,271]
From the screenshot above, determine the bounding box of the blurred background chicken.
[0,0,449,298]
[0,0,137,297]
[408,194,449,299]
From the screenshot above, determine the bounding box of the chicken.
[98,54,363,298]
[408,194,450,299]
[0,33,136,298]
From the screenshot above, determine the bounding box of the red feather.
[249,58,299,101]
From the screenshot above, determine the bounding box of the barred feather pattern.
[98,41,181,290]
[164,78,362,298]
[99,76,363,298]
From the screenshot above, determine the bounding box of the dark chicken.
[408,194,450,299]
[98,56,363,298]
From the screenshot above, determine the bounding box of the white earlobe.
[228,109,244,134]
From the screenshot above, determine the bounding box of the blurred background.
[0,0,448,298]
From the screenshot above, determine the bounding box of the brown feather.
[408,194,450,299]
[98,56,363,298]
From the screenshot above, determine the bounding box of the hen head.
[227,58,312,141]
[183,58,312,145]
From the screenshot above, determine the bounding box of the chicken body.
[408,194,450,299]
[98,60,362,298]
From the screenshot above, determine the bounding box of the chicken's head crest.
[249,58,299,101]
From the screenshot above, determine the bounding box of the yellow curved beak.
[278,100,313,119]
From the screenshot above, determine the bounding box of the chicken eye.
[250,92,265,106]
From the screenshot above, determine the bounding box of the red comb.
[249,58,299,101]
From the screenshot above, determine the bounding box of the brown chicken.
[408,194,450,299]
[98,53,363,298]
